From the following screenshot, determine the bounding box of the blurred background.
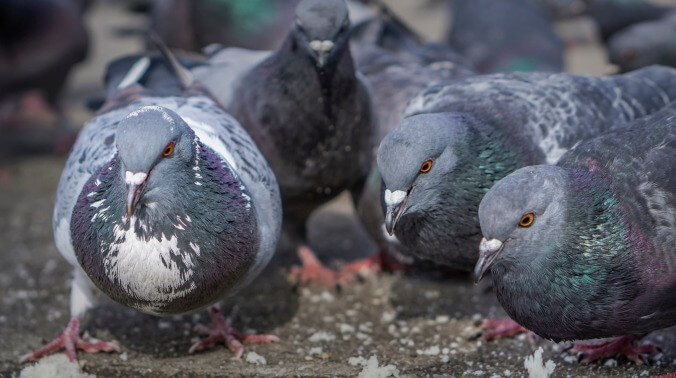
[3,0,676,169]
[2,0,676,376]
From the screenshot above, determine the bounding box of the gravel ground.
[2,1,676,377]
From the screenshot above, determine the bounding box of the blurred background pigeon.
[0,0,89,157]
[476,102,676,363]
[150,0,299,51]
[586,0,672,41]
[608,11,676,72]
[447,0,564,73]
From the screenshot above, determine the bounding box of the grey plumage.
[475,102,676,342]
[348,4,475,263]
[608,11,676,72]
[377,66,676,270]
[447,0,563,73]
[586,0,672,41]
[193,0,374,250]
[54,60,281,316]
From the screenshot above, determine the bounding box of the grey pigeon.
[608,11,676,72]
[586,0,672,41]
[150,0,299,52]
[348,5,475,269]
[474,102,676,363]
[447,0,563,73]
[378,66,676,271]
[21,44,282,363]
[192,0,374,286]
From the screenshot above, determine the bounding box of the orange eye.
[419,159,433,173]
[518,212,535,228]
[162,142,175,157]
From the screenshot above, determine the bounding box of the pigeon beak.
[309,40,334,68]
[124,171,148,218]
[384,189,409,236]
[473,237,505,283]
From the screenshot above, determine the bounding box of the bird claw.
[480,318,531,341]
[571,336,659,364]
[289,246,354,289]
[20,317,121,363]
[339,250,407,277]
[189,307,278,359]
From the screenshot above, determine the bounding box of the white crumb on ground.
[524,347,556,378]
[308,331,336,342]
[245,351,267,365]
[119,352,128,361]
[20,354,95,378]
[417,346,440,356]
[349,355,400,378]
[308,347,323,355]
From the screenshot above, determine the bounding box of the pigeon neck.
[469,126,523,190]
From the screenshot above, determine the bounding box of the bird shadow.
[85,263,300,358]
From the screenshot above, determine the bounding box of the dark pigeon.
[475,102,676,363]
[21,45,282,363]
[377,66,676,271]
[192,0,375,286]
[447,0,564,73]
[608,11,676,72]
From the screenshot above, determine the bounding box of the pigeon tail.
[149,31,194,89]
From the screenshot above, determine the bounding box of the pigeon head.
[474,165,568,283]
[115,106,193,217]
[377,113,472,236]
[293,0,350,68]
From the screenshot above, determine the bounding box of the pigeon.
[150,0,299,52]
[474,102,676,363]
[447,0,563,73]
[377,66,676,271]
[586,0,672,41]
[345,3,475,272]
[21,40,282,363]
[192,0,375,286]
[608,11,676,73]
[0,0,87,104]
[0,0,88,154]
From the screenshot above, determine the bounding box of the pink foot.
[340,250,407,276]
[571,336,659,364]
[289,246,354,288]
[189,307,279,359]
[20,317,121,363]
[481,319,530,341]
[0,168,12,184]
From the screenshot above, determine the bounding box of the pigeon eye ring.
[518,212,535,227]
[162,142,175,157]
[419,159,433,173]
